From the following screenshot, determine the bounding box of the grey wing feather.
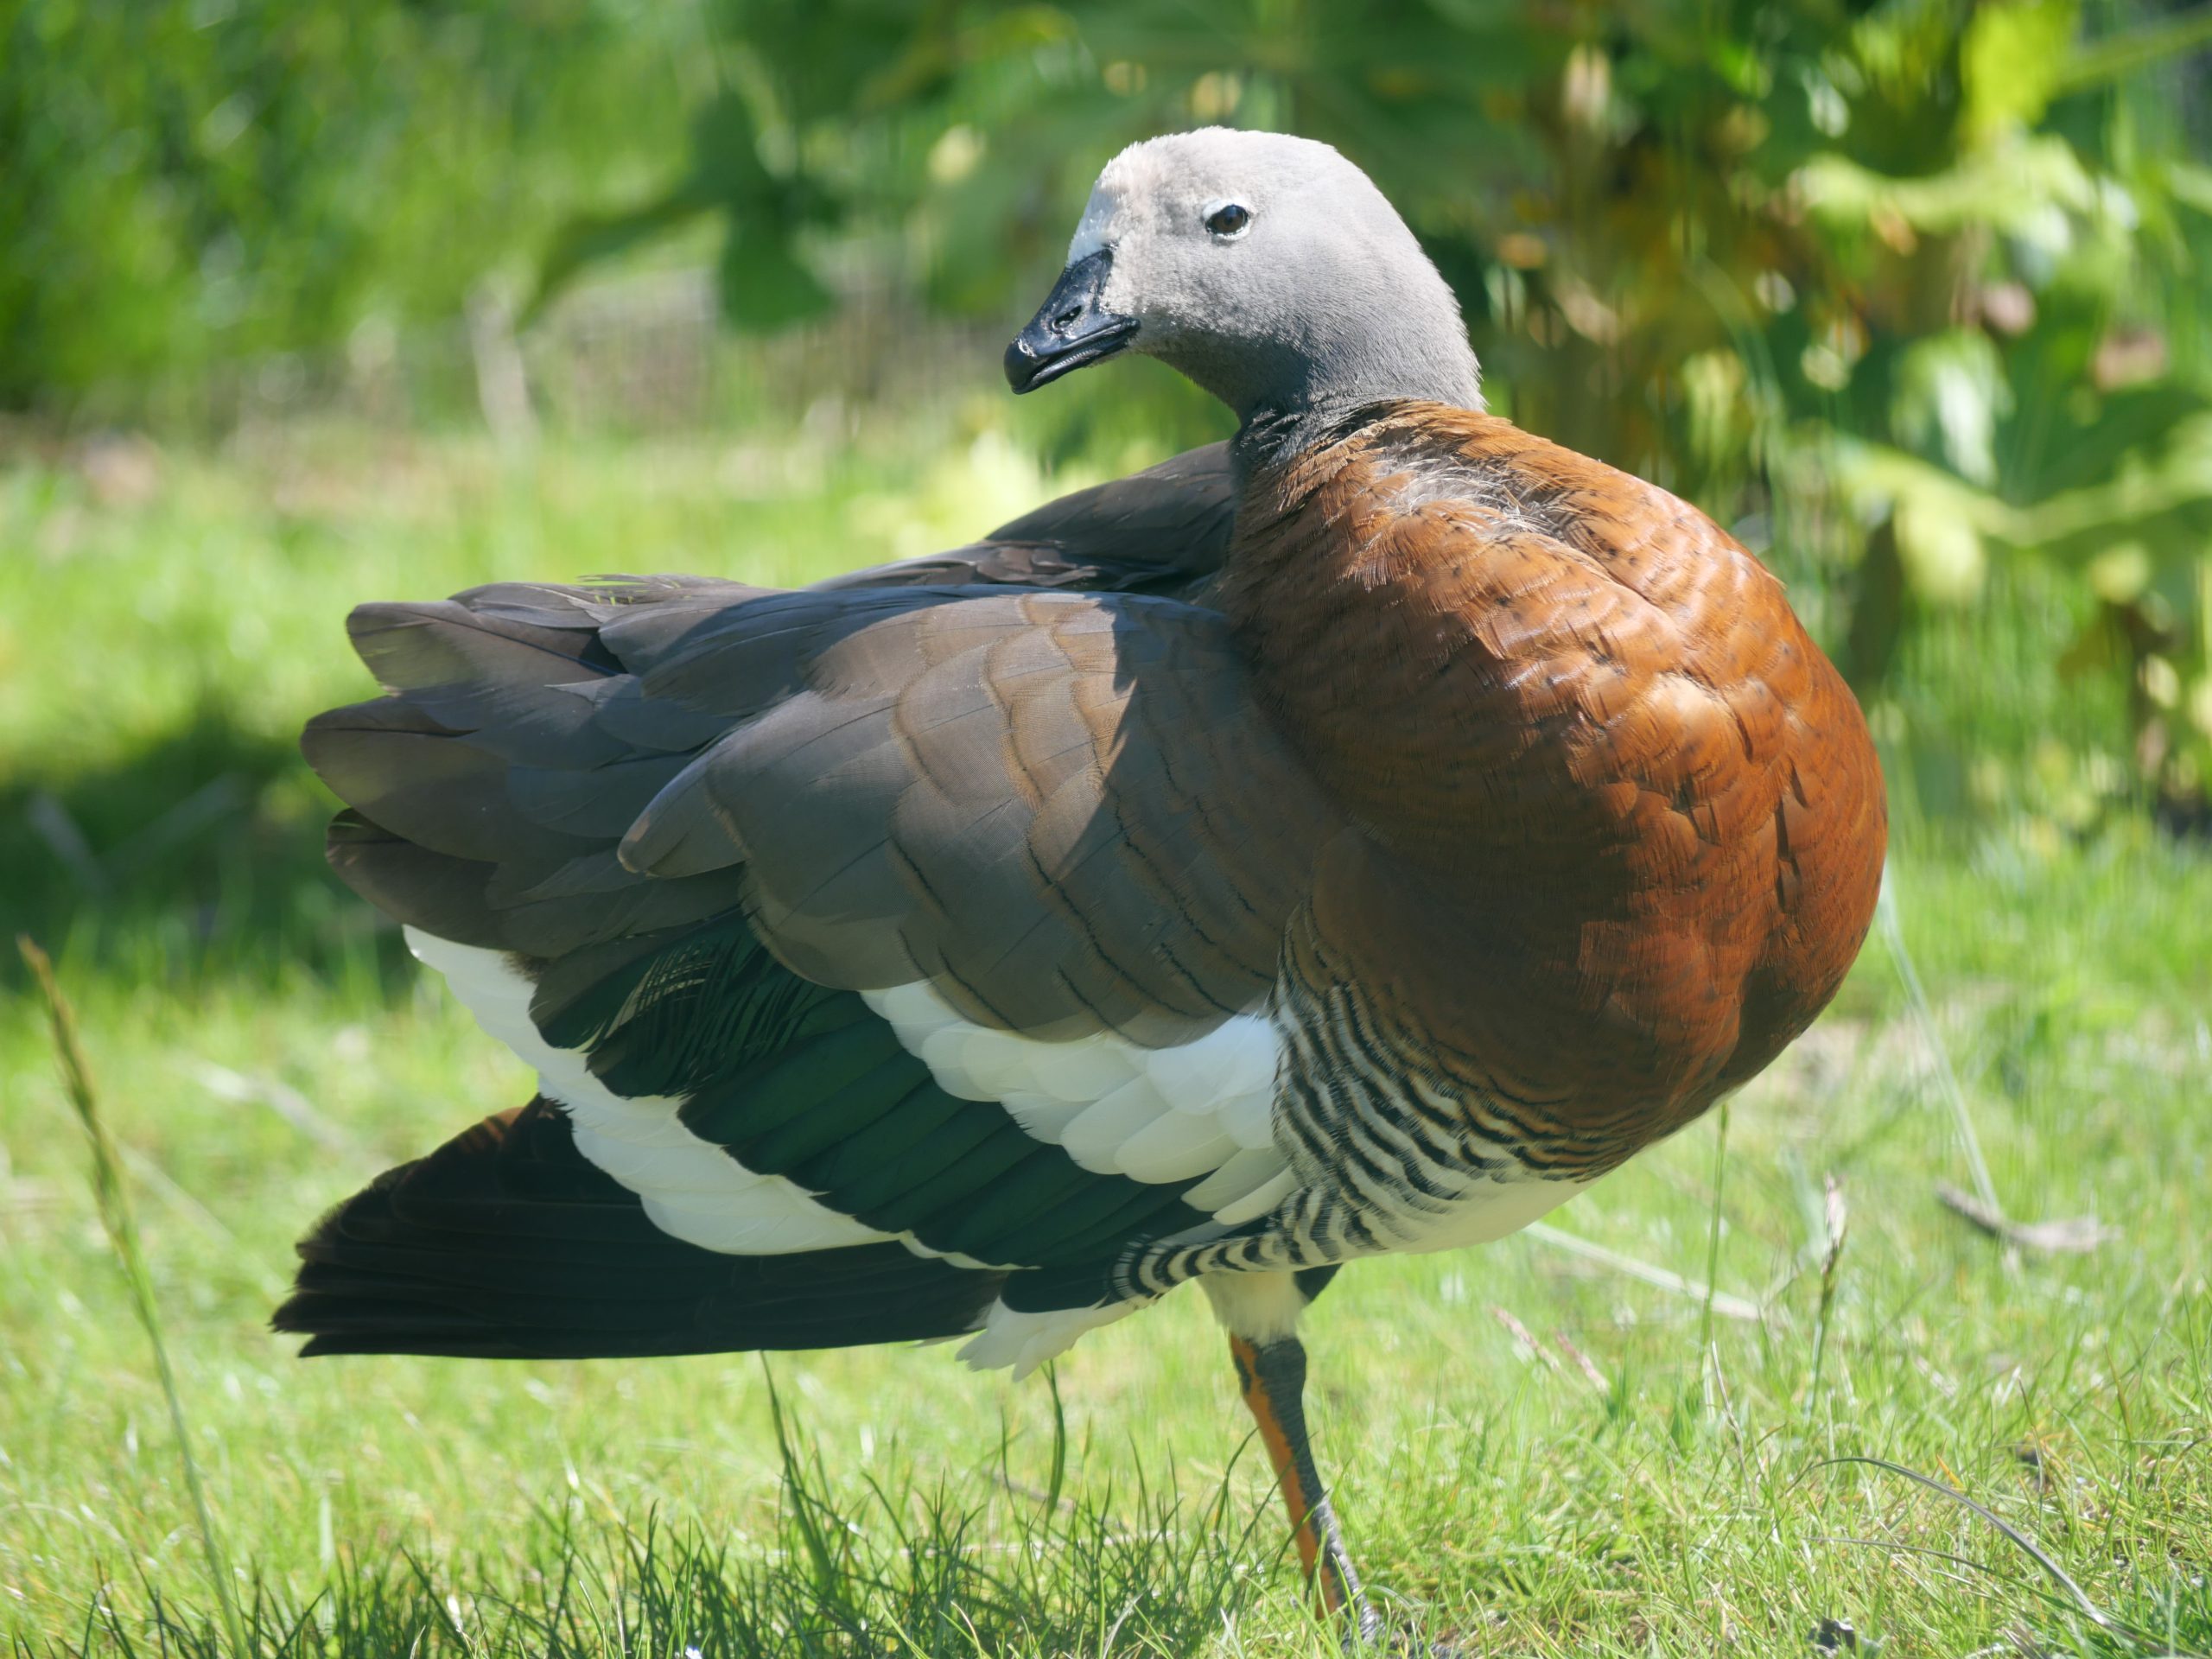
[614,588,1333,1042]
[813,442,1235,601]
[305,449,1323,1044]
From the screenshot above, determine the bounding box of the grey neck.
[1214,345,1484,477]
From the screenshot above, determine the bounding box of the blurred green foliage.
[0,0,689,406]
[544,0,2212,810]
[6,0,2212,812]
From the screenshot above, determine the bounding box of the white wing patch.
[865,982,1299,1377]
[407,939,1294,1375]
[861,982,1290,1225]
[405,929,888,1255]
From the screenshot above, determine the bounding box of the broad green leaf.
[1796,137,2095,235]
[1895,495,1989,604]
[1961,0,2077,143]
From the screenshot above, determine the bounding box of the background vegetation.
[0,0,690,406]
[13,0,2212,812]
[3,1,2209,1654]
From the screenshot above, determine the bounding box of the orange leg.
[1230,1333,1380,1643]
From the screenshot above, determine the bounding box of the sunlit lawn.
[3,418,2209,1656]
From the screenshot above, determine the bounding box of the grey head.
[1005,128,1482,464]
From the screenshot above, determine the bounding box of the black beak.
[1004,250,1138,394]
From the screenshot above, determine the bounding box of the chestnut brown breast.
[1219,404,1886,1169]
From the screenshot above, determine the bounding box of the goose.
[276,128,1886,1637]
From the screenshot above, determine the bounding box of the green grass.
[3,416,2209,1656]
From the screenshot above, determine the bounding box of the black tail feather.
[273,1096,1005,1360]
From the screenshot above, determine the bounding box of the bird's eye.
[1203,200,1255,239]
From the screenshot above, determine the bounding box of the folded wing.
[298,524,1332,1359]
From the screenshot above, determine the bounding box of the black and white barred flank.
[1118,909,1590,1299]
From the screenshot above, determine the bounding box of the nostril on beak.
[1005,250,1132,393]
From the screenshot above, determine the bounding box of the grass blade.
[1700,1098,1732,1369]
[1814,1455,2212,1656]
[1878,873,2003,1216]
[1045,1361,1069,1516]
[1520,1223,1764,1321]
[16,935,252,1659]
